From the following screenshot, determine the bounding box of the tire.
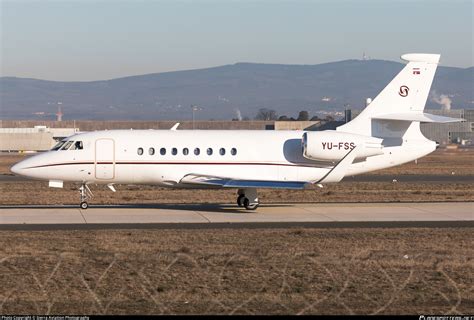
[80,201,89,210]
[237,195,245,207]
[243,198,259,210]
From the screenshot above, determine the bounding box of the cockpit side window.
[51,141,66,151]
[69,141,83,150]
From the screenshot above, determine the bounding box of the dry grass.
[365,148,474,176]
[0,228,472,315]
[0,153,26,175]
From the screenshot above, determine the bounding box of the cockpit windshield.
[61,141,74,150]
[51,140,84,151]
[51,140,66,151]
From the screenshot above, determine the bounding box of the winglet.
[170,123,180,131]
[314,146,358,184]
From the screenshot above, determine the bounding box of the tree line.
[252,108,334,122]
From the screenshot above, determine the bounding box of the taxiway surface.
[1,202,472,230]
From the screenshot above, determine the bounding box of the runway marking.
[407,205,461,221]
[300,206,338,222]
[193,210,211,223]
[78,208,88,224]
[407,203,473,221]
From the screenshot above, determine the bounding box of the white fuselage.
[11,129,436,186]
[9,53,454,210]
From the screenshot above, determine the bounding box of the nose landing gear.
[79,183,93,210]
[237,188,259,210]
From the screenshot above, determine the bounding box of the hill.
[1,60,472,120]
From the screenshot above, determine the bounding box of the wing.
[180,146,360,189]
[314,145,359,184]
[180,174,308,189]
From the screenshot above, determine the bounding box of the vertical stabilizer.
[337,53,440,137]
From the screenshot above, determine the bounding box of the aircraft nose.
[10,162,24,176]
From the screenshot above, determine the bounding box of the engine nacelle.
[302,131,383,161]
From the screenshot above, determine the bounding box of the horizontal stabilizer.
[372,113,463,123]
[181,174,307,189]
[400,53,440,64]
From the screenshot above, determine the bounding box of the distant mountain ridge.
[1,59,472,120]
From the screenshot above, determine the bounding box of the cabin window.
[231,148,237,156]
[183,148,189,155]
[160,148,166,155]
[51,141,66,151]
[207,148,213,155]
[219,148,226,155]
[149,147,155,155]
[172,148,178,155]
[69,141,83,150]
[61,141,74,150]
[137,147,144,155]
[194,148,200,155]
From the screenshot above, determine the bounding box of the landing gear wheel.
[243,198,259,210]
[237,194,245,207]
[79,183,93,210]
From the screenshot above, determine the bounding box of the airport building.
[0,109,472,151]
[0,126,78,152]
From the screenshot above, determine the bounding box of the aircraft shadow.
[0,203,294,214]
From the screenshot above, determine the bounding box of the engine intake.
[302,131,383,161]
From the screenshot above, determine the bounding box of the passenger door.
[95,138,115,180]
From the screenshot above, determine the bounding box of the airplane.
[10,53,462,210]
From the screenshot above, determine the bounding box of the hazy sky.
[1,0,472,81]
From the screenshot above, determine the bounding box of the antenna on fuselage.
[170,123,180,131]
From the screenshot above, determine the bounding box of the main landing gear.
[79,183,93,210]
[237,188,259,210]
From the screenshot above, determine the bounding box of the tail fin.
[338,53,441,137]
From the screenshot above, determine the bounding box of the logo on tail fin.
[398,85,409,97]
